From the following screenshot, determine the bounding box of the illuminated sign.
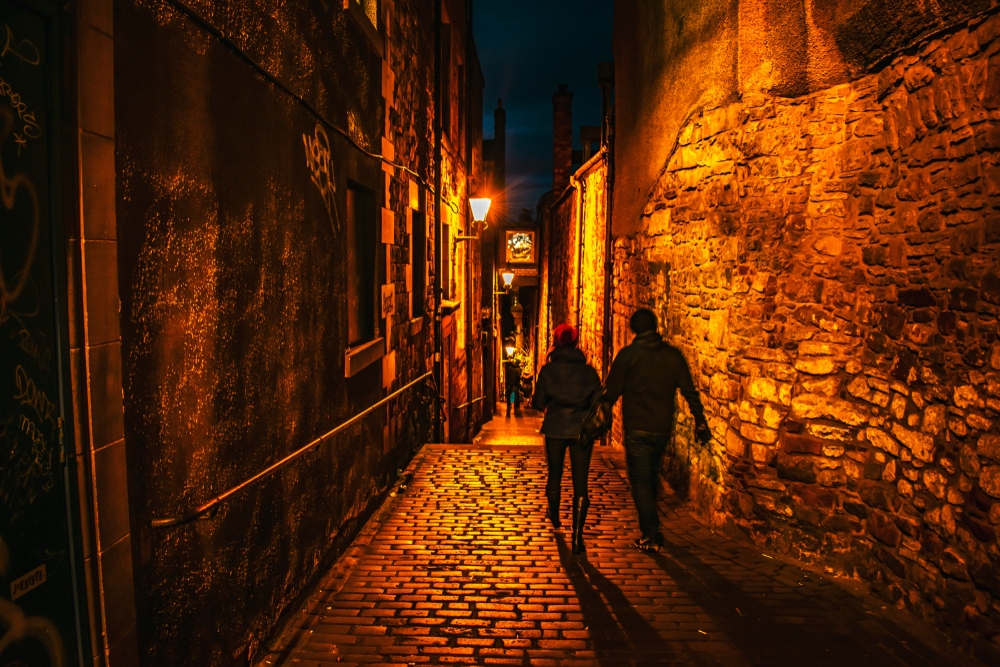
[505,230,535,264]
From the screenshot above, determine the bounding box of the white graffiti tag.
[0,598,66,667]
[303,124,340,233]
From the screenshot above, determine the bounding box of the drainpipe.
[433,0,443,443]
[465,0,474,441]
[573,176,586,329]
[601,112,615,381]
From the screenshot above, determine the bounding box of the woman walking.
[531,324,602,554]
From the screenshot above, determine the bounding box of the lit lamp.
[501,270,514,288]
[505,343,516,357]
[456,197,492,241]
[469,197,491,223]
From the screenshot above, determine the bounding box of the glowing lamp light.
[505,344,516,357]
[469,197,491,222]
[501,270,515,288]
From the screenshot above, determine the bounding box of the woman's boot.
[571,495,590,554]
[546,494,561,528]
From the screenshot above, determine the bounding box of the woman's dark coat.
[531,346,602,438]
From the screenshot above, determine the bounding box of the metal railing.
[454,396,486,410]
[150,371,433,528]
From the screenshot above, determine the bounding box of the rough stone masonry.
[612,8,1000,659]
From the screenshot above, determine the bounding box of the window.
[343,0,384,57]
[441,223,451,300]
[411,210,426,318]
[347,183,376,346]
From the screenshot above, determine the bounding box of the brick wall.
[616,11,1000,655]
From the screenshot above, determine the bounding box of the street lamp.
[456,196,492,241]
[505,343,516,357]
[469,197,491,223]
[501,270,514,288]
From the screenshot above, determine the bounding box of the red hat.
[553,324,578,347]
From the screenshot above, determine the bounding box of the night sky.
[474,0,614,219]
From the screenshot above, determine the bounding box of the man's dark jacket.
[603,330,707,434]
[531,346,602,438]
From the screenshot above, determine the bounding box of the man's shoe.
[634,534,661,552]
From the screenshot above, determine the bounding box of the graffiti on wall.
[0,6,78,666]
[303,123,339,233]
[0,24,41,156]
[0,596,67,667]
[0,106,40,311]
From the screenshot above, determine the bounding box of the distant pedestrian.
[531,324,602,554]
[602,309,712,552]
[504,357,522,417]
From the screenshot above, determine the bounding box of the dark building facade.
[0,1,486,667]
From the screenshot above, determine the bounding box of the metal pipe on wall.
[573,176,586,329]
[465,0,474,441]
[601,119,615,382]
[433,0,443,443]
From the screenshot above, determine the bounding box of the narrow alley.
[259,410,972,667]
[5,2,1000,666]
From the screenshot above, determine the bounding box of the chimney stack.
[494,99,506,199]
[552,84,573,193]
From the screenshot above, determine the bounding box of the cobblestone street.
[262,413,980,667]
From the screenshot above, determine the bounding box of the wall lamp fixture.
[456,196,492,241]
[493,269,515,295]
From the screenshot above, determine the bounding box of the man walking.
[603,309,712,551]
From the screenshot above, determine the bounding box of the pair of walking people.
[531,309,712,554]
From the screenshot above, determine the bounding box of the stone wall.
[614,9,1000,656]
[539,157,610,376]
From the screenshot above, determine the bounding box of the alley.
[260,419,973,667]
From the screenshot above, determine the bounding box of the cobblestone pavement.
[262,442,980,667]
[473,404,543,448]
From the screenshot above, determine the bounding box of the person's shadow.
[648,535,947,666]
[554,533,704,665]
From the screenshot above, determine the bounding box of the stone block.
[922,405,947,435]
[858,480,894,512]
[868,510,902,547]
[725,428,747,458]
[781,432,824,455]
[848,375,873,401]
[794,357,836,375]
[802,375,842,396]
[791,393,869,425]
[777,453,817,484]
[978,434,1000,461]
[891,423,935,462]
[742,423,778,444]
[745,376,791,405]
[865,428,900,456]
[953,385,979,409]
[981,466,1000,498]
[981,271,1000,305]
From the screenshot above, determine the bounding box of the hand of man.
[695,422,712,445]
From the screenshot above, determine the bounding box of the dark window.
[347,183,376,346]
[441,223,450,300]
[411,210,426,318]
